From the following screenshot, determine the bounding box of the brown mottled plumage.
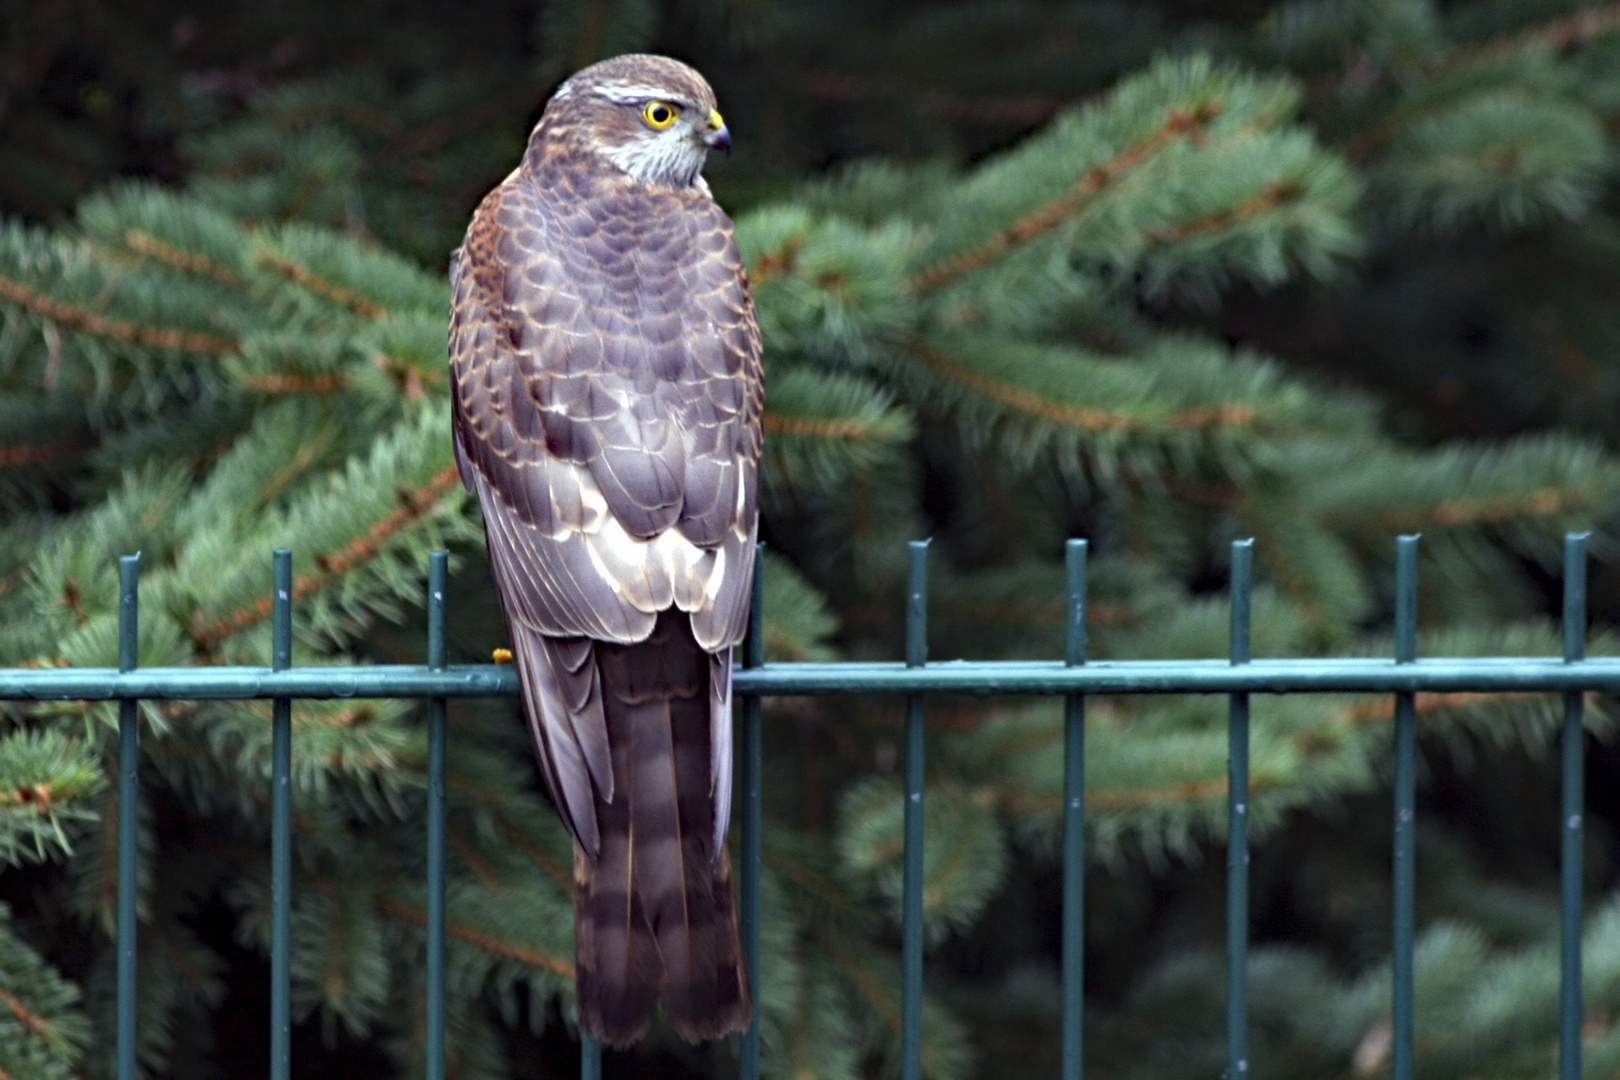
[448,54,758,1046]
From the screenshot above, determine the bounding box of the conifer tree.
[3,2,1620,1078]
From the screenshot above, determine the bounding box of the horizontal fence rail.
[10,656,1620,700]
[1,533,1602,1080]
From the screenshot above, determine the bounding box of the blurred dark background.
[10,0,1616,447]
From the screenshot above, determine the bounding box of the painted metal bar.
[1227,539,1253,1080]
[739,544,765,1080]
[19,656,1620,702]
[1392,536,1419,1080]
[117,554,140,1080]
[1061,539,1087,1080]
[580,1036,600,1080]
[901,540,929,1080]
[426,552,448,1080]
[19,537,1618,1080]
[271,550,293,1080]
[1561,532,1588,1080]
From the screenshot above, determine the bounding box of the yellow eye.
[642,100,678,128]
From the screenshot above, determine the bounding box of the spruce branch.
[0,985,62,1050]
[1369,486,1596,529]
[375,896,575,978]
[904,337,1256,433]
[818,933,972,1080]
[908,98,1221,295]
[236,371,348,394]
[116,230,247,288]
[0,905,87,1080]
[255,251,390,318]
[1143,178,1306,244]
[1434,1,1620,74]
[0,440,81,468]
[443,765,573,891]
[764,412,893,440]
[0,272,239,356]
[188,463,461,649]
[1311,437,1620,532]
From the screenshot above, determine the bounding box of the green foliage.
[0,903,91,1080]
[4,1,1620,1077]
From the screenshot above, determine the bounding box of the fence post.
[739,544,765,1080]
[426,551,449,1080]
[1392,535,1419,1080]
[1561,533,1588,1080]
[901,540,929,1080]
[271,550,293,1080]
[117,554,140,1080]
[1227,540,1253,1079]
[1062,540,1087,1080]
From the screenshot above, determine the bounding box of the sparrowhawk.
[449,53,759,1046]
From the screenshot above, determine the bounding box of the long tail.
[573,610,751,1046]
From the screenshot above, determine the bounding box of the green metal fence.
[0,534,1611,1080]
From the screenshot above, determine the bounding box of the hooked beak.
[702,107,731,156]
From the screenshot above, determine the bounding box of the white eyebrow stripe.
[595,84,680,105]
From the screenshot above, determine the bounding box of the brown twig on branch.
[1436,2,1620,73]
[763,411,885,440]
[237,371,348,394]
[377,896,574,976]
[0,439,81,468]
[906,338,1255,431]
[0,272,239,354]
[747,235,804,286]
[190,464,461,648]
[1359,487,1590,529]
[255,251,388,318]
[1323,2,1620,149]
[0,982,52,1040]
[122,229,246,287]
[908,99,1222,295]
[1144,180,1305,244]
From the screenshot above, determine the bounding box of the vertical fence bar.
[1392,535,1419,1080]
[1062,540,1087,1080]
[901,540,929,1080]
[1226,539,1253,1080]
[739,544,765,1080]
[1561,532,1587,1080]
[426,552,448,1080]
[271,550,293,1080]
[117,554,140,1080]
[580,1036,600,1080]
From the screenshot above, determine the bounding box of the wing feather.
[449,156,761,853]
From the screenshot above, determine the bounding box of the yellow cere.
[709,108,725,131]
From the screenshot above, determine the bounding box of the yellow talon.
[492,647,513,664]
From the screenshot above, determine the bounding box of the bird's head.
[541,54,731,189]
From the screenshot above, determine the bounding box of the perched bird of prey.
[448,54,759,1046]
